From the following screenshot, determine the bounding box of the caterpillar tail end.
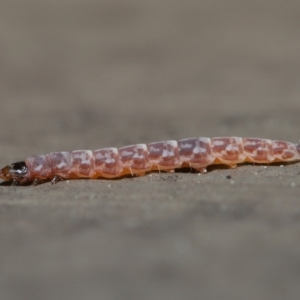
[296,143,300,160]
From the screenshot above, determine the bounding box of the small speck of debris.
[226,175,231,179]
[280,165,284,168]
[291,182,296,187]
[108,184,111,188]
[230,180,235,184]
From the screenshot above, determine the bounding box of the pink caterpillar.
[1,137,300,185]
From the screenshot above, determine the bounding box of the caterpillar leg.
[12,177,30,186]
[33,178,42,186]
[51,175,61,185]
[195,167,207,174]
[12,179,19,186]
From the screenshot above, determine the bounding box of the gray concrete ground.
[1,0,300,299]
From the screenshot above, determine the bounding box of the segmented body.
[1,137,300,185]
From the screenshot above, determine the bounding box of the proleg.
[1,137,300,185]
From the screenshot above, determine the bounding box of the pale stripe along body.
[1,137,300,185]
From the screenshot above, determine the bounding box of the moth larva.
[1,137,299,185]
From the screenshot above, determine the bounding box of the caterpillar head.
[0,161,28,182]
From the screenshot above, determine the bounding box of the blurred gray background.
[1,0,300,299]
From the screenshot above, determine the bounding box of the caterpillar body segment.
[1,137,300,185]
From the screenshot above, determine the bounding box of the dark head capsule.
[0,161,28,181]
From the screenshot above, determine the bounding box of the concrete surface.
[1,0,300,299]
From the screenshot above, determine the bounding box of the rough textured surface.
[1,0,300,299]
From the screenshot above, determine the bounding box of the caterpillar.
[1,137,300,185]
